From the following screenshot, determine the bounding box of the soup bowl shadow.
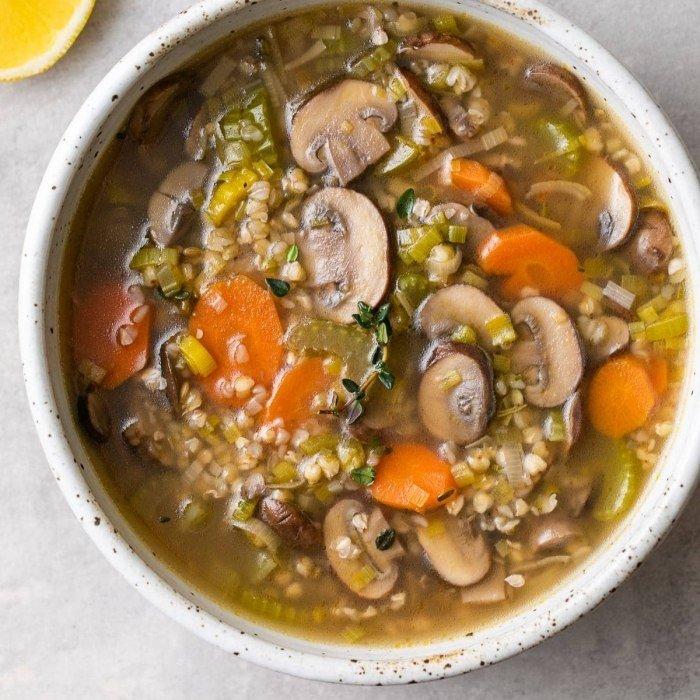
[18,0,700,685]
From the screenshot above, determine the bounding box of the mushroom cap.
[419,341,495,444]
[629,208,674,274]
[587,315,630,364]
[159,335,182,415]
[259,496,322,551]
[527,512,581,553]
[323,499,403,599]
[562,390,583,456]
[416,510,491,586]
[525,62,589,124]
[417,284,506,351]
[460,562,507,604]
[148,162,208,247]
[77,390,110,443]
[393,67,444,142]
[298,188,390,324]
[510,296,585,408]
[289,79,398,185]
[399,32,476,64]
[439,95,480,140]
[584,157,638,251]
[128,77,184,142]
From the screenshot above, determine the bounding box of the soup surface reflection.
[66,2,688,644]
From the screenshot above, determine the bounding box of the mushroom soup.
[65,3,689,644]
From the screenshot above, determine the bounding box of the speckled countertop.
[1,1,699,697]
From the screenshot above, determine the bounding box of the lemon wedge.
[0,0,96,82]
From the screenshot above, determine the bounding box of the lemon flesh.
[0,0,96,81]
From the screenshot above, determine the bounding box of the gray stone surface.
[1,1,698,697]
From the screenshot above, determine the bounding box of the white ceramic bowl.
[19,0,700,685]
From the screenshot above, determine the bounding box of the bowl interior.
[21,0,700,683]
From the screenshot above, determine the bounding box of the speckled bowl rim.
[18,0,700,685]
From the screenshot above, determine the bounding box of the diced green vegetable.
[285,318,378,382]
[580,280,603,302]
[350,465,376,486]
[250,549,278,583]
[272,460,298,482]
[583,256,614,279]
[396,271,432,310]
[350,40,397,77]
[407,225,443,263]
[179,334,217,377]
[130,246,179,271]
[451,324,477,345]
[439,369,462,390]
[432,13,458,33]
[301,434,340,455]
[492,354,511,373]
[451,461,475,487]
[156,263,184,297]
[535,117,582,174]
[447,225,468,244]
[544,410,566,442]
[396,187,416,218]
[230,497,258,522]
[207,167,259,226]
[620,274,648,297]
[645,313,688,341]
[180,498,213,531]
[592,442,641,521]
[485,314,517,347]
[377,137,422,176]
[637,304,658,324]
[351,564,378,589]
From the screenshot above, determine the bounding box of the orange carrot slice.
[451,158,514,215]
[73,283,151,389]
[262,357,336,428]
[647,356,668,397]
[586,353,658,438]
[189,275,284,406]
[371,443,457,513]
[478,224,583,300]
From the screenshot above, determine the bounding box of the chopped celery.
[451,324,477,345]
[130,246,179,271]
[351,565,377,590]
[628,321,646,341]
[343,625,366,643]
[535,117,582,175]
[462,267,488,289]
[637,304,658,324]
[250,550,278,583]
[207,167,259,226]
[492,354,511,373]
[285,318,378,382]
[337,438,365,470]
[230,497,258,521]
[397,272,432,309]
[485,314,517,347]
[580,280,603,302]
[420,114,443,136]
[387,75,407,101]
[156,263,184,297]
[447,224,468,244]
[407,226,443,263]
[272,460,298,482]
[179,335,217,377]
[645,313,688,341]
[223,423,241,444]
[544,410,566,442]
[376,136,422,175]
[439,369,462,390]
[350,40,397,77]
[301,434,340,455]
[432,13,458,33]
[451,461,475,487]
[492,479,515,505]
[592,442,641,521]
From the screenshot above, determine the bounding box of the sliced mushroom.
[416,511,491,586]
[128,78,184,142]
[527,512,581,553]
[399,32,476,65]
[417,284,506,351]
[629,209,674,274]
[427,202,495,260]
[419,342,495,444]
[524,62,589,125]
[510,296,585,408]
[438,95,480,140]
[562,391,583,455]
[184,105,208,161]
[393,67,444,143]
[289,79,398,184]
[298,188,390,324]
[147,162,208,247]
[460,562,507,604]
[259,496,322,551]
[587,315,630,364]
[324,499,403,599]
[77,390,111,443]
[584,157,638,250]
